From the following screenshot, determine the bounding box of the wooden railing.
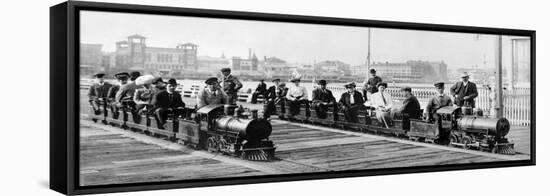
[325,85,531,126]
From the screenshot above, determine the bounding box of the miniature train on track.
[271,102,515,155]
[89,101,276,161]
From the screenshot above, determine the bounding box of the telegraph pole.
[366,28,371,81]
[495,35,504,118]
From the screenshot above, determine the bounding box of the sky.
[80,10,526,69]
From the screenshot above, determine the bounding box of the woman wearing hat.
[370,82,394,127]
[338,82,364,123]
[197,77,227,109]
[285,76,309,117]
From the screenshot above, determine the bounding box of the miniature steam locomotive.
[273,102,515,155]
[89,102,276,161]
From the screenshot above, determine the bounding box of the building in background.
[80,43,104,76]
[361,60,448,83]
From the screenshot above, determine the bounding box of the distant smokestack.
[249,48,252,59]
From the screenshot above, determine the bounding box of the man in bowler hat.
[151,78,186,129]
[88,73,112,115]
[311,80,336,119]
[338,82,364,123]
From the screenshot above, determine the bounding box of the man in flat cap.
[371,82,394,127]
[151,78,186,129]
[106,72,130,118]
[286,76,309,117]
[197,77,227,109]
[425,82,453,122]
[311,80,336,119]
[220,68,242,105]
[251,79,267,104]
[263,79,287,119]
[338,82,364,123]
[115,71,141,108]
[393,86,421,130]
[450,72,478,108]
[362,68,383,101]
[88,73,113,115]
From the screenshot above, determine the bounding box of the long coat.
[398,95,421,119]
[450,81,478,107]
[266,86,286,100]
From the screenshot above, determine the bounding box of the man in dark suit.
[251,79,267,104]
[88,73,112,115]
[338,82,365,123]
[311,80,336,119]
[263,79,287,119]
[151,78,186,129]
[393,87,421,130]
[450,72,478,108]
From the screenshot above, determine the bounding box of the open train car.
[273,101,515,155]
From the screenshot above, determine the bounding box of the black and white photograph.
[78,8,532,187]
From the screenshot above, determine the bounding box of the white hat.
[460,72,470,78]
[135,75,156,86]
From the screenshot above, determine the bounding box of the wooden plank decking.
[79,117,530,186]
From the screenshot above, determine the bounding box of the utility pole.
[366,28,371,81]
[495,35,504,118]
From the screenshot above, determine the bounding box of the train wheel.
[218,139,228,154]
[461,136,473,149]
[207,137,218,153]
[449,134,458,146]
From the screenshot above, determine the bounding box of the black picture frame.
[50,1,536,195]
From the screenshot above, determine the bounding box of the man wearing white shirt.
[371,82,393,127]
[286,77,309,117]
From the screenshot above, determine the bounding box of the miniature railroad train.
[271,102,515,155]
[89,102,276,161]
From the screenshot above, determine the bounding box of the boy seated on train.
[151,78,186,129]
[286,76,309,117]
[371,82,394,127]
[88,73,113,115]
[392,87,421,130]
[338,82,364,123]
[106,72,130,117]
[424,82,453,122]
[311,80,336,119]
[197,77,227,109]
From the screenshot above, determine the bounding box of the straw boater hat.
[344,82,356,88]
[460,72,470,78]
[135,75,156,86]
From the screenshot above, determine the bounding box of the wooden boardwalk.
[79,117,530,186]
